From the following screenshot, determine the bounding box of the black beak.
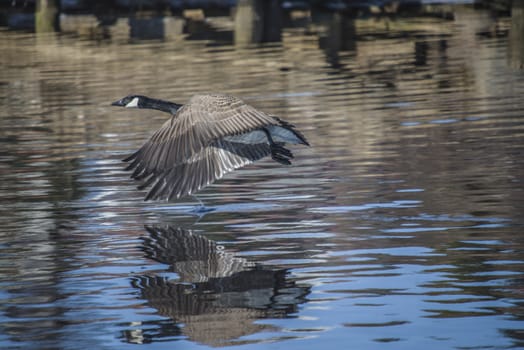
[111,99,125,107]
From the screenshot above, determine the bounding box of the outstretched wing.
[137,139,275,201]
[124,94,279,183]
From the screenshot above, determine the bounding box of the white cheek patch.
[125,97,140,108]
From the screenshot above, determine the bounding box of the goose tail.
[270,117,310,146]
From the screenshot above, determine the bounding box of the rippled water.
[1,6,524,350]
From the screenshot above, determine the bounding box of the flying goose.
[111,93,310,201]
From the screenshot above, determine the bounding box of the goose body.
[111,93,309,201]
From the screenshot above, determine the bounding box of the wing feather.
[139,139,274,201]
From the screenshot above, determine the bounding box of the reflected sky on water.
[0,4,523,350]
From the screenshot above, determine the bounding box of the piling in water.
[35,0,60,33]
[234,0,282,46]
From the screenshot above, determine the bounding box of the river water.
[1,6,523,350]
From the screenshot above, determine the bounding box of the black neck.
[141,96,182,114]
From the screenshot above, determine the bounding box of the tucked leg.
[263,128,294,165]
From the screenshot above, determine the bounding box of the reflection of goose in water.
[111,94,310,201]
[141,226,251,282]
[127,226,310,346]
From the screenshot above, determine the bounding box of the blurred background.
[0,0,523,349]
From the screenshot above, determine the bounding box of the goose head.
[111,95,147,109]
[111,95,182,115]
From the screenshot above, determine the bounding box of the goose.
[111,93,310,201]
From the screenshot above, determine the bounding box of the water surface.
[1,6,524,350]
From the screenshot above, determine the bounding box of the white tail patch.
[125,97,140,108]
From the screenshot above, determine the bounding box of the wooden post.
[235,0,263,46]
[234,0,282,46]
[261,0,282,42]
[35,0,60,33]
[334,12,356,52]
[319,12,357,66]
[509,0,524,69]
